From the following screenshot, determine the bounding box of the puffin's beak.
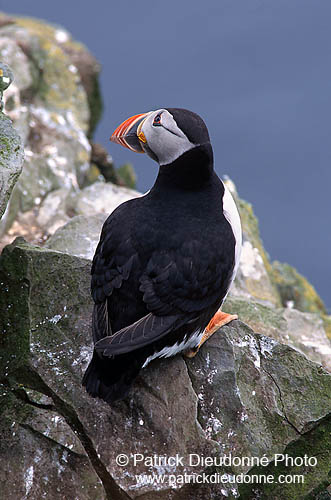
[110,113,149,153]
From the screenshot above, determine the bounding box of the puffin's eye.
[153,114,162,126]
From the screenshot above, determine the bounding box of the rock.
[0,13,144,250]
[224,178,281,308]
[323,315,331,341]
[90,142,120,186]
[271,260,327,315]
[0,12,100,238]
[60,39,102,139]
[44,182,140,259]
[116,163,137,189]
[223,296,331,372]
[35,187,71,235]
[281,308,331,371]
[45,214,107,260]
[0,111,24,220]
[238,414,331,499]
[0,62,14,92]
[0,238,330,499]
[44,182,141,259]
[66,181,141,218]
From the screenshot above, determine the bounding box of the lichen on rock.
[0,12,145,253]
[223,178,281,308]
[271,260,327,315]
[0,238,330,499]
[0,111,24,220]
[0,12,100,244]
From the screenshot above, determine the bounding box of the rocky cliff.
[0,12,134,249]
[0,13,330,500]
[0,90,24,219]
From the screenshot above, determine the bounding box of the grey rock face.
[66,181,141,218]
[271,259,327,315]
[44,181,140,259]
[0,238,330,499]
[0,13,142,255]
[223,178,281,308]
[0,13,100,241]
[45,214,107,260]
[224,296,331,372]
[0,112,24,219]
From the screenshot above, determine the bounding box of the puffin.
[82,108,242,404]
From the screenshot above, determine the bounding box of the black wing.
[94,236,234,357]
[91,205,139,343]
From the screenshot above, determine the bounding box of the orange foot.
[184,311,238,358]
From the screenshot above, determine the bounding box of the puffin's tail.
[82,351,143,404]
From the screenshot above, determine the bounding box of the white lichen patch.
[231,334,261,370]
[240,411,249,422]
[68,64,78,74]
[24,465,34,496]
[56,156,68,166]
[49,314,62,324]
[231,487,240,498]
[240,241,264,280]
[72,345,93,370]
[55,29,69,43]
[29,339,68,377]
[205,352,211,368]
[66,110,91,151]
[34,449,42,464]
[260,337,277,358]
[207,367,218,384]
[61,450,68,463]
[205,414,223,439]
[51,415,62,426]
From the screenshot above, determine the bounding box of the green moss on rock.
[322,315,331,341]
[15,17,89,132]
[0,238,330,498]
[15,15,102,136]
[238,414,331,499]
[271,260,327,315]
[116,163,137,189]
[223,296,287,338]
[0,112,24,219]
[224,179,281,307]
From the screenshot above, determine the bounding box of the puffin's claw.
[184,311,238,358]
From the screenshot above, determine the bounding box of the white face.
[140,109,196,166]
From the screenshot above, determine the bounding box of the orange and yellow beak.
[110,112,149,153]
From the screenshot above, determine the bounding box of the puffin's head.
[110,108,210,166]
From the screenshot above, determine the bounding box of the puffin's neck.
[152,143,214,191]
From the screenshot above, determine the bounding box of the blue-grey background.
[3,0,331,310]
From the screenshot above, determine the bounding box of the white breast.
[222,181,242,296]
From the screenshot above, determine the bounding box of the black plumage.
[82,109,236,404]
